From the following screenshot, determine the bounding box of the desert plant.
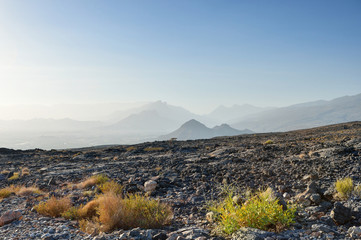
[77,174,109,189]
[99,180,123,196]
[21,167,30,176]
[34,196,72,217]
[97,193,173,232]
[335,177,353,199]
[144,147,164,152]
[264,140,274,145]
[8,172,20,181]
[62,206,82,220]
[17,186,42,196]
[208,187,296,234]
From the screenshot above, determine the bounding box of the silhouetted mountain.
[108,101,199,123]
[159,119,252,140]
[106,110,176,133]
[213,124,253,136]
[206,104,273,122]
[232,93,361,132]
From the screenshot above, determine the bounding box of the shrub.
[34,196,72,217]
[74,193,173,233]
[0,187,15,198]
[208,187,296,234]
[78,199,100,219]
[99,180,123,196]
[8,172,20,180]
[77,174,109,189]
[0,185,39,198]
[17,186,42,196]
[264,140,274,145]
[335,177,353,199]
[21,167,30,176]
[62,206,82,220]
[144,147,164,152]
[97,193,173,232]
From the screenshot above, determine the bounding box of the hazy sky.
[0,0,360,114]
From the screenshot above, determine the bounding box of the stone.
[348,226,361,238]
[144,180,157,192]
[0,210,22,227]
[232,227,274,240]
[232,195,243,205]
[311,224,335,233]
[330,202,352,225]
[153,232,167,240]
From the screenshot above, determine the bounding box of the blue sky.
[0,0,360,113]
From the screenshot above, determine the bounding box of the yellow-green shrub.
[208,188,296,234]
[99,180,123,196]
[264,140,274,145]
[8,172,20,181]
[335,177,353,199]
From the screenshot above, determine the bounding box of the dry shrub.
[35,196,72,217]
[21,167,30,176]
[99,180,123,196]
[79,219,101,235]
[78,199,100,219]
[97,193,173,232]
[0,187,14,198]
[0,185,21,198]
[17,186,41,196]
[77,174,109,189]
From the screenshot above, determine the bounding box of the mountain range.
[159,119,253,140]
[0,93,360,149]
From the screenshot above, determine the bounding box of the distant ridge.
[159,119,253,140]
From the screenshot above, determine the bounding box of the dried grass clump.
[99,180,123,196]
[335,177,353,200]
[21,167,30,176]
[34,196,72,217]
[17,186,42,196]
[77,174,109,189]
[98,193,173,232]
[74,193,173,233]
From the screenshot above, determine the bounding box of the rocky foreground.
[1,121,361,240]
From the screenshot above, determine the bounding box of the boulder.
[0,210,22,227]
[331,202,352,225]
[144,180,157,192]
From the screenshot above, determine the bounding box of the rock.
[348,226,361,238]
[232,227,274,240]
[153,232,168,240]
[232,195,242,205]
[206,212,214,222]
[0,210,22,227]
[0,174,6,181]
[144,180,157,192]
[309,193,321,204]
[311,224,335,233]
[330,202,352,225]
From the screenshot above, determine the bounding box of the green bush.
[335,177,353,199]
[208,187,296,234]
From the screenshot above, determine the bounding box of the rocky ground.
[1,121,361,240]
